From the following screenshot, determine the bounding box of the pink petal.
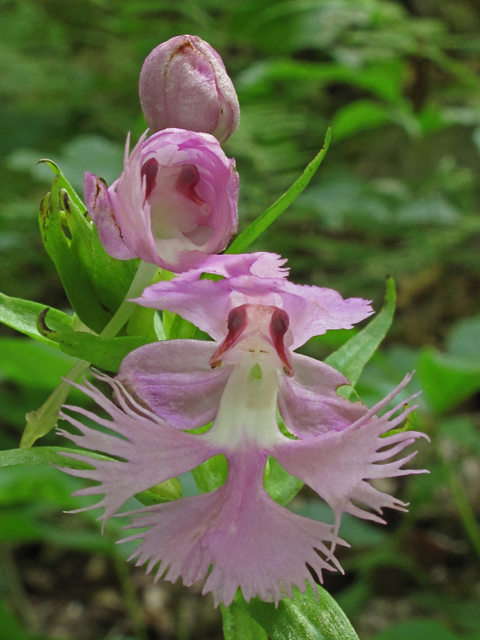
[84,171,137,260]
[57,375,218,527]
[179,252,290,281]
[135,252,372,348]
[275,280,374,349]
[273,374,429,552]
[278,353,369,438]
[135,277,233,341]
[121,450,342,607]
[116,340,232,429]
[139,35,240,143]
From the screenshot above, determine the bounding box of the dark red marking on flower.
[141,158,159,200]
[270,308,293,376]
[209,305,248,368]
[175,164,205,206]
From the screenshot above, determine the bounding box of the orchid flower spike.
[58,253,428,606]
[139,35,240,143]
[84,129,239,273]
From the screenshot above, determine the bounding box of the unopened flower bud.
[84,128,239,273]
[139,35,240,143]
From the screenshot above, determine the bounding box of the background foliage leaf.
[246,584,360,640]
[227,126,331,254]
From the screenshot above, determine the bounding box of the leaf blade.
[325,277,396,390]
[246,584,359,640]
[227,127,331,254]
[0,293,73,346]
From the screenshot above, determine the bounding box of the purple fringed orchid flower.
[84,129,239,273]
[139,35,240,143]
[57,253,428,606]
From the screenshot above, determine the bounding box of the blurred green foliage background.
[1,0,480,639]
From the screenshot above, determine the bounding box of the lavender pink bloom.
[84,129,239,273]
[58,253,428,606]
[139,35,240,143]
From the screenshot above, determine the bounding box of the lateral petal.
[278,353,368,438]
[57,375,219,527]
[117,340,232,429]
[273,374,429,552]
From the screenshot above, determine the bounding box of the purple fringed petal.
[121,450,343,607]
[278,353,368,438]
[116,340,232,429]
[84,171,137,260]
[273,374,429,552]
[57,375,218,527]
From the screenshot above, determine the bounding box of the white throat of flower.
[206,304,293,450]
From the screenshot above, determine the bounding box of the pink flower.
[84,129,239,273]
[58,254,428,606]
[139,35,240,143]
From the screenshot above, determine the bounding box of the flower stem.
[100,261,158,339]
[20,261,158,448]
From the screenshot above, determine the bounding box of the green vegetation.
[1,0,480,638]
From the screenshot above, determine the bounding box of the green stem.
[20,261,158,448]
[0,545,38,633]
[439,450,480,561]
[100,261,157,339]
[113,551,147,640]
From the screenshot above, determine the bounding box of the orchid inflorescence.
[49,35,427,610]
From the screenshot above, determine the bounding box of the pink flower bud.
[84,128,239,273]
[139,35,240,143]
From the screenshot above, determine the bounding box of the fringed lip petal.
[278,353,369,438]
[116,340,232,429]
[57,376,220,527]
[272,374,429,553]
[119,450,342,607]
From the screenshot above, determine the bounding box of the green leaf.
[332,100,392,141]
[372,619,473,640]
[57,332,154,372]
[0,447,180,507]
[264,457,304,506]
[417,348,480,414]
[39,179,112,333]
[0,292,72,347]
[191,455,228,493]
[0,600,34,640]
[39,158,86,213]
[37,310,154,372]
[221,600,268,640]
[227,127,331,254]
[0,337,76,389]
[246,584,359,640]
[325,277,395,395]
[62,188,138,317]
